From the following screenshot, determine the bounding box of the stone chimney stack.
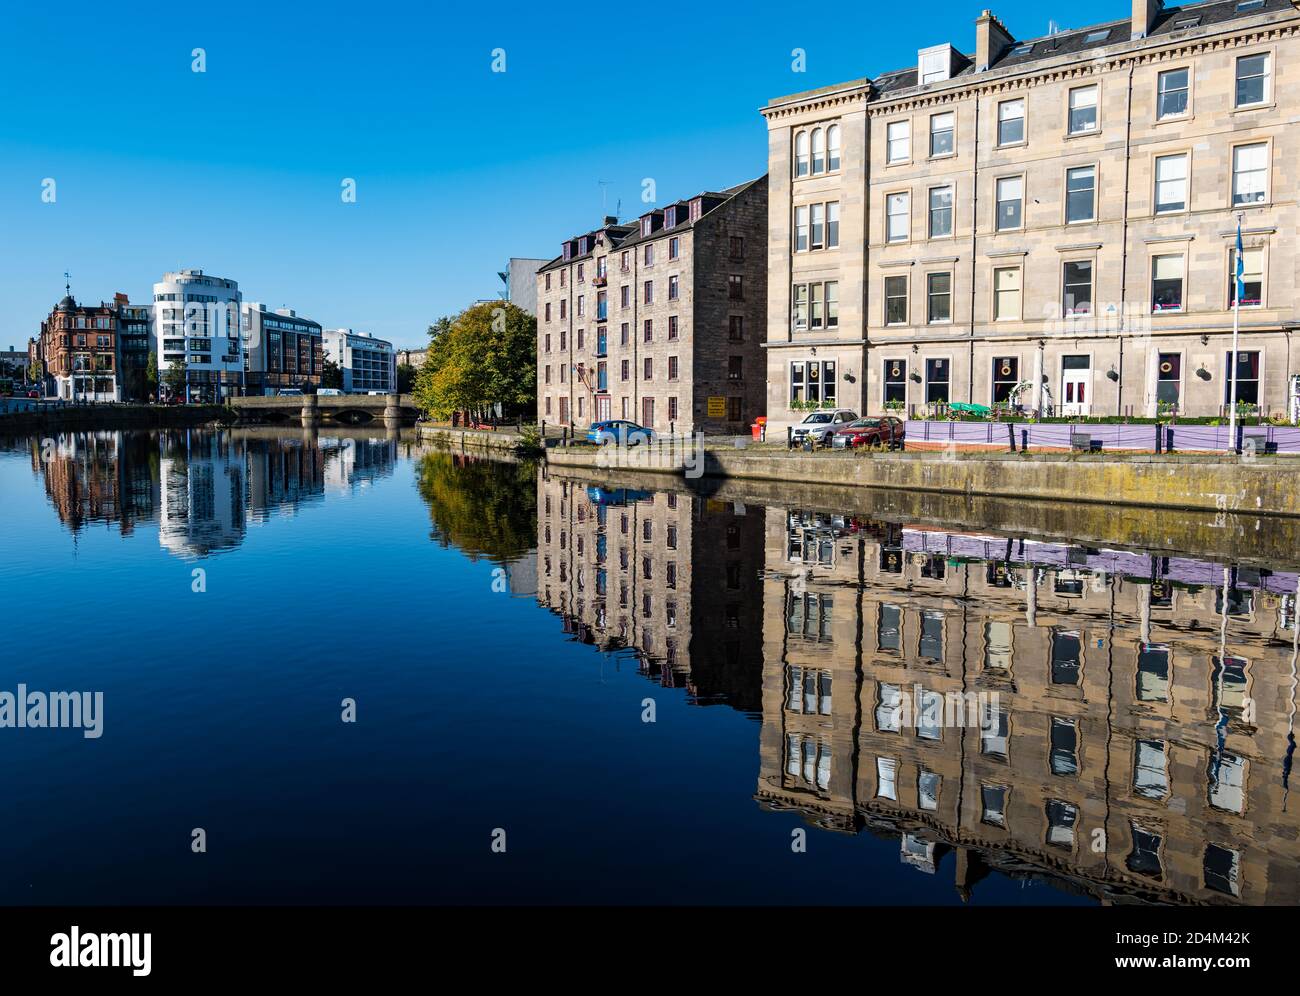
[1131,0,1163,39]
[975,10,1015,71]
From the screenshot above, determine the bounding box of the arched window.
[794,130,810,178]
[827,124,841,171]
[811,128,825,174]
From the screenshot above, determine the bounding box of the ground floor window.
[728,396,742,422]
[642,397,654,425]
[925,357,949,404]
[1225,350,1260,406]
[790,360,837,407]
[883,359,907,406]
[668,396,678,422]
[992,356,1019,403]
[1156,352,1181,410]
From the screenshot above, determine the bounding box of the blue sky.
[0,0,1128,350]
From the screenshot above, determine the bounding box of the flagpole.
[1229,213,1243,453]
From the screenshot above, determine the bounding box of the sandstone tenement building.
[762,0,1300,429]
[536,178,768,435]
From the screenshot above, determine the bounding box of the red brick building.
[37,291,121,401]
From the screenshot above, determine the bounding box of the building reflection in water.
[26,428,399,560]
[536,472,766,711]
[538,471,1300,905]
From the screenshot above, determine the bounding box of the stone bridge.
[228,393,419,425]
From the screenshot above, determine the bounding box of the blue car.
[587,419,655,445]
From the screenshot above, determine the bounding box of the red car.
[27,390,40,399]
[830,416,905,450]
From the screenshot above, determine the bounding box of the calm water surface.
[1,427,1296,905]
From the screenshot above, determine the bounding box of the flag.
[1235,219,1245,306]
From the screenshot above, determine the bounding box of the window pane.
[927,273,952,323]
[887,192,909,241]
[1231,247,1264,307]
[1152,255,1184,311]
[1066,166,1095,222]
[1069,86,1098,133]
[929,186,953,237]
[993,267,1021,320]
[998,99,1024,145]
[1155,154,1187,213]
[1232,143,1268,205]
[1064,260,1093,316]
[887,120,910,163]
[885,276,908,325]
[996,175,1023,230]
[930,112,954,156]
[1236,53,1268,106]
[1157,68,1189,118]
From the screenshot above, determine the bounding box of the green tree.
[163,356,187,399]
[414,302,536,420]
[145,351,159,399]
[396,362,417,394]
[321,358,343,390]
[28,356,42,385]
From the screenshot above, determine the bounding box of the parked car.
[317,388,343,396]
[26,390,41,399]
[830,416,906,450]
[790,409,859,448]
[277,388,303,397]
[587,419,655,445]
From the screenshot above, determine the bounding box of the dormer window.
[665,206,677,227]
[578,236,589,254]
[690,198,703,222]
[641,217,652,237]
[919,43,956,85]
[562,243,572,261]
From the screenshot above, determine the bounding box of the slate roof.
[772,0,1293,107]
[538,176,766,271]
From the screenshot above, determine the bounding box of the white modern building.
[153,269,243,402]
[323,328,396,394]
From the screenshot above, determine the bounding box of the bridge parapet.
[228,393,419,424]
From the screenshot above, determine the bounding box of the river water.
[1,426,1296,905]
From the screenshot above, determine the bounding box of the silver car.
[791,409,859,447]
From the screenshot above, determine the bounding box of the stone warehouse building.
[536,178,768,434]
[762,0,1300,429]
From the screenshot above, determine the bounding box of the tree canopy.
[414,302,536,419]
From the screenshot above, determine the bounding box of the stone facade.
[536,178,768,435]
[763,0,1300,429]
